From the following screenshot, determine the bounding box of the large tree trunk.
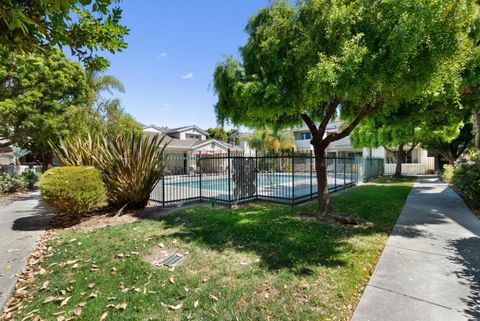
[394,144,405,178]
[313,143,331,215]
[474,109,480,152]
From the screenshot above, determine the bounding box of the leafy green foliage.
[0,0,129,70]
[213,0,473,129]
[422,122,475,164]
[40,166,107,216]
[206,127,228,141]
[0,48,89,167]
[52,131,169,209]
[246,128,296,153]
[442,152,480,205]
[0,172,33,194]
[213,0,475,211]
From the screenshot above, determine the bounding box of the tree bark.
[313,143,331,215]
[474,109,480,152]
[394,144,405,178]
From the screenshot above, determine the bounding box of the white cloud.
[180,72,194,79]
[155,52,167,59]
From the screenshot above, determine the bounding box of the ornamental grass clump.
[52,131,169,209]
[40,166,107,217]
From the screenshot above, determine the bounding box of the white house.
[293,120,436,175]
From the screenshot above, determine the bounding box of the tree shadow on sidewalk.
[11,196,54,231]
[448,237,480,320]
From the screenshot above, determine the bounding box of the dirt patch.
[68,214,140,231]
[143,245,189,268]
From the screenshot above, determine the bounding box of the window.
[385,148,419,164]
[301,132,311,140]
[186,134,201,141]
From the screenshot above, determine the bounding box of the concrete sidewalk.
[0,193,52,310]
[352,177,480,321]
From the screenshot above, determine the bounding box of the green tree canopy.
[0,0,129,70]
[213,0,474,215]
[0,48,89,167]
[422,121,475,165]
[246,129,295,154]
[207,127,228,142]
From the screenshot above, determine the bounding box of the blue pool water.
[166,174,314,191]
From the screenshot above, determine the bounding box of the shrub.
[0,172,29,193]
[51,131,168,209]
[443,152,480,205]
[40,166,107,216]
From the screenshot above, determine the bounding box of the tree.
[351,111,422,178]
[422,122,475,165]
[0,49,88,168]
[86,69,126,104]
[0,0,129,70]
[246,129,295,154]
[213,0,473,217]
[207,127,228,142]
[352,100,470,176]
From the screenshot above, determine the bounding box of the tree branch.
[318,97,339,135]
[407,142,419,153]
[300,113,318,136]
[382,145,396,153]
[322,105,373,146]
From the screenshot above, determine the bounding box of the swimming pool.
[165,174,314,191]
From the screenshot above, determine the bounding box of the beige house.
[143,124,241,174]
[293,120,435,175]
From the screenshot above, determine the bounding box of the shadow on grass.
[151,180,414,275]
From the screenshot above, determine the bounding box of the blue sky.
[96,1,269,129]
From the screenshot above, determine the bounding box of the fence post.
[350,158,353,186]
[291,149,295,203]
[162,175,165,207]
[198,151,202,202]
[255,150,258,200]
[228,148,231,205]
[343,156,346,190]
[334,156,337,191]
[310,150,313,199]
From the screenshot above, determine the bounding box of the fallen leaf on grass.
[208,294,219,302]
[88,283,95,289]
[115,303,127,310]
[59,296,71,308]
[73,307,82,316]
[193,300,199,308]
[43,296,57,303]
[40,281,49,290]
[168,303,182,311]
[169,277,175,284]
[99,312,108,321]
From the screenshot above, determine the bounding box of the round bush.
[40,166,107,216]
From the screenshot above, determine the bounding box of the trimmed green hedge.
[442,152,480,205]
[40,166,107,216]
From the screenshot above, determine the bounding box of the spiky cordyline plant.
[51,131,169,209]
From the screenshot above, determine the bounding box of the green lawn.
[13,177,414,320]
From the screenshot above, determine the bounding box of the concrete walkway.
[352,177,480,321]
[0,192,52,310]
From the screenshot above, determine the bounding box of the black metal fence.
[150,151,384,207]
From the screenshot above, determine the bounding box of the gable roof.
[142,124,168,133]
[164,125,208,136]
